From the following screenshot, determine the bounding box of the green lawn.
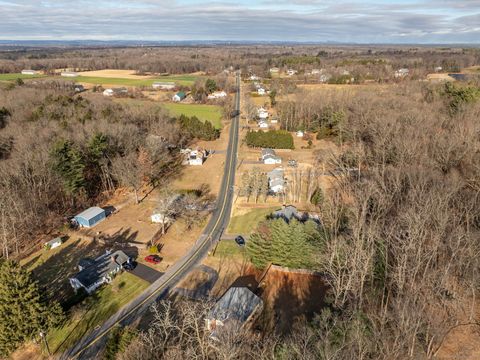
[162,103,223,128]
[75,74,198,87]
[46,272,149,355]
[0,73,46,80]
[213,240,245,258]
[227,207,277,234]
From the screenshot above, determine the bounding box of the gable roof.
[208,287,262,324]
[175,91,186,98]
[273,205,298,220]
[75,206,105,221]
[73,250,129,288]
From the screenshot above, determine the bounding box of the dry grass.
[78,69,153,79]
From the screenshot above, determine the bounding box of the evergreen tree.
[0,107,10,129]
[247,219,321,269]
[205,79,217,94]
[0,260,64,356]
[51,139,86,196]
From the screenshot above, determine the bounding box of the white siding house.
[61,71,79,77]
[21,69,38,75]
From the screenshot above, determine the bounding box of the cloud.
[0,0,479,43]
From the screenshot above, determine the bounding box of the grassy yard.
[213,240,245,258]
[162,103,223,128]
[46,272,148,355]
[0,73,46,81]
[227,207,277,235]
[75,74,198,87]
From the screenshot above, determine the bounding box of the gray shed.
[74,207,106,228]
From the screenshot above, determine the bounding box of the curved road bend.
[61,72,241,360]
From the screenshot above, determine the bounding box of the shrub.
[149,245,159,254]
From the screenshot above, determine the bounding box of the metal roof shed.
[74,206,106,228]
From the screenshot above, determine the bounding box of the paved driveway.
[130,263,163,284]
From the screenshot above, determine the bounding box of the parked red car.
[144,255,162,264]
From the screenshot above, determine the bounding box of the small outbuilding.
[172,91,186,102]
[74,207,106,228]
[21,69,38,75]
[45,237,63,250]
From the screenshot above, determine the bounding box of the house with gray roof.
[69,249,131,294]
[206,286,263,339]
[267,168,285,193]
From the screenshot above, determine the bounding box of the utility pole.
[39,331,51,356]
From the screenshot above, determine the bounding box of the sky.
[1,0,480,43]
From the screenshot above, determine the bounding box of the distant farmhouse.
[74,206,106,228]
[21,69,38,75]
[208,91,227,99]
[269,67,280,74]
[257,107,269,120]
[152,81,176,90]
[103,87,128,97]
[261,148,282,165]
[205,286,263,340]
[267,167,285,193]
[394,68,409,78]
[258,120,269,129]
[69,250,131,294]
[61,71,79,77]
[172,91,186,102]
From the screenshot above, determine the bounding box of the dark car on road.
[235,236,246,246]
[145,255,162,264]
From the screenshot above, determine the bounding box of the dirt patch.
[256,266,329,334]
[435,324,480,360]
[10,343,44,360]
[426,73,455,82]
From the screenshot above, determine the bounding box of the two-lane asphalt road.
[61,72,241,359]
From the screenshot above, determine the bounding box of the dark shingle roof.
[73,250,129,288]
[208,287,262,324]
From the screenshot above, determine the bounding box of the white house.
[61,71,78,77]
[269,67,280,74]
[152,82,175,90]
[296,130,304,138]
[257,107,269,120]
[434,66,443,72]
[208,91,227,99]
[395,68,409,78]
[21,69,38,75]
[45,237,63,250]
[286,69,297,76]
[268,168,285,193]
[311,69,321,75]
[270,117,278,124]
[258,120,269,129]
[257,88,266,96]
[103,88,127,97]
[261,148,282,164]
[249,74,259,81]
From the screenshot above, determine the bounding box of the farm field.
[162,103,223,128]
[74,74,198,87]
[0,73,46,81]
[46,272,149,355]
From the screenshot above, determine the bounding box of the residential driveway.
[130,263,163,284]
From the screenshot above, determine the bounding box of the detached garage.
[74,207,106,228]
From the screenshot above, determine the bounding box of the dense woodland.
[0,81,195,258]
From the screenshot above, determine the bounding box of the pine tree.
[51,139,86,196]
[0,260,64,356]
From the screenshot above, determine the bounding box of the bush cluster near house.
[178,114,220,141]
[0,260,64,356]
[245,130,294,149]
[246,219,323,269]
